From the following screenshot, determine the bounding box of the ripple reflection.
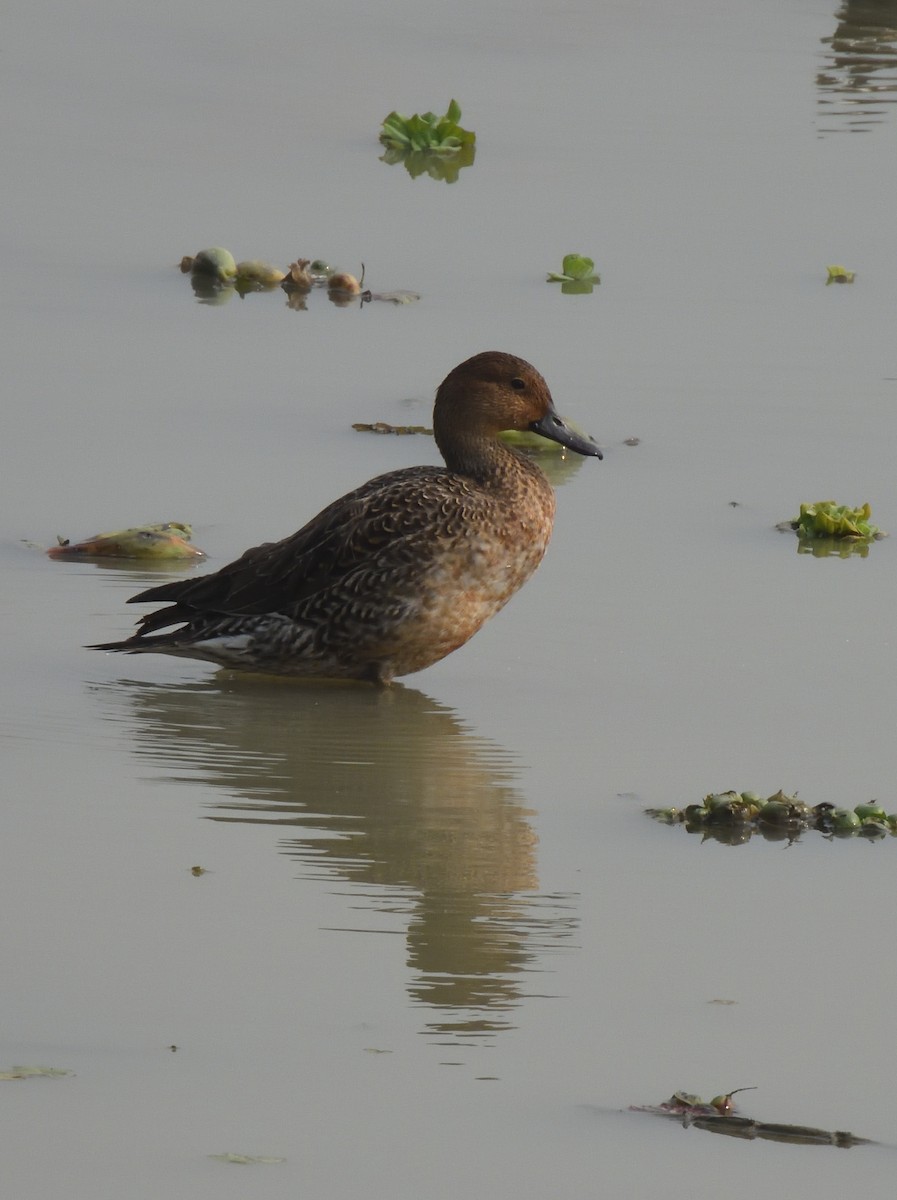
[817,1,897,134]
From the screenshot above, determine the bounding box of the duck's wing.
[128,467,463,634]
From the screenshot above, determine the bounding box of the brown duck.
[92,351,601,681]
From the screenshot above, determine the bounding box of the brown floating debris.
[352,422,432,436]
[630,1090,872,1148]
[47,522,206,561]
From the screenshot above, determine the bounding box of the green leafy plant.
[790,501,882,540]
[547,254,600,294]
[825,264,856,284]
[379,100,475,154]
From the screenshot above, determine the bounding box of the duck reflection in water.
[92,676,579,1040]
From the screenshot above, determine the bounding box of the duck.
[91,351,602,682]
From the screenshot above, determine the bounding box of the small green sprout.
[547,254,600,293]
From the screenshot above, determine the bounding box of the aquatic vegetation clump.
[378,100,476,182]
[546,254,600,294]
[825,265,856,283]
[48,522,206,561]
[546,254,600,284]
[790,500,883,541]
[379,99,475,154]
[646,790,897,844]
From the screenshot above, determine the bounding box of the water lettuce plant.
[379,101,476,182]
[379,100,475,154]
[826,265,855,283]
[547,254,600,294]
[790,501,882,540]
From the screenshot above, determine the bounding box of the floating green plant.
[789,501,883,541]
[379,100,476,182]
[825,265,855,284]
[379,99,475,153]
[547,254,600,294]
[646,790,897,844]
[547,254,599,283]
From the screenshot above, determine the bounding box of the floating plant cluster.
[785,500,883,541]
[647,791,897,843]
[774,500,885,558]
[180,249,419,308]
[378,100,476,182]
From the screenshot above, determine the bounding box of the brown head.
[432,351,602,474]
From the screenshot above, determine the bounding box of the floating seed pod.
[327,272,362,294]
[704,791,740,811]
[189,247,237,281]
[758,800,795,827]
[831,807,861,833]
[854,803,886,822]
[704,797,756,826]
[234,260,286,286]
[710,1087,757,1115]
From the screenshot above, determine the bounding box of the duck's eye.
[510,377,526,391]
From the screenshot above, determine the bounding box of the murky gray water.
[4,0,897,1196]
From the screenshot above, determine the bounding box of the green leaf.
[446,98,462,124]
[562,254,596,281]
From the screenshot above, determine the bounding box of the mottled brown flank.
[92,351,598,681]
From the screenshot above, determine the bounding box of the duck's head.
[433,351,602,464]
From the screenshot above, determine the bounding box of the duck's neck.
[438,431,540,487]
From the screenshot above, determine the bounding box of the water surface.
[3,1,897,1197]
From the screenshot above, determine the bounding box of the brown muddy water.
[3,1,897,1197]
